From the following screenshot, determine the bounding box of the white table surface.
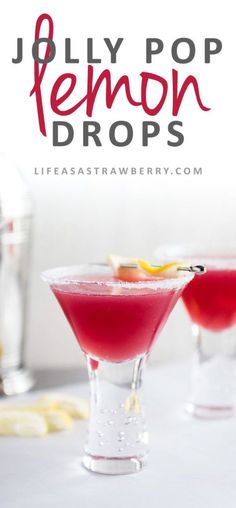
[1,362,236,508]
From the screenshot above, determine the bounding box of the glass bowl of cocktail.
[41,256,199,475]
[155,244,236,419]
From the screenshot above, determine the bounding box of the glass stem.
[83,354,149,474]
[187,324,236,418]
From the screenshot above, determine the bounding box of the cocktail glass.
[155,244,236,419]
[42,263,194,475]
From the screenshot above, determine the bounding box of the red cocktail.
[182,267,236,332]
[52,275,181,363]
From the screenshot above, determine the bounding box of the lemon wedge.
[0,411,47,437]
[107,254,137,270]
[107,254,150,282]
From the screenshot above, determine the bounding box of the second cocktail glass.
[42,263,194,475]
[155,245,236,419]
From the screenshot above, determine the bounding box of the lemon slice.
[44,410,73,432]
[137,259,188,278]
[0,411,47,437]
[39,394,89,420]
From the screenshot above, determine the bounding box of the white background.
[0,0,235,368]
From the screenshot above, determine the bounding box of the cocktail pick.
[175,265,206,274]
[93,262,206,274]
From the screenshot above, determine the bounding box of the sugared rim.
[41,263,194,291]
[155,244,236,270]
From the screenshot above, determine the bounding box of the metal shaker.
[0,154,34,395]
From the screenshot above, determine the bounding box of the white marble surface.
[1,363,236,508]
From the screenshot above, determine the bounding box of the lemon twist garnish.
[137,259,187,277]
[108,254,188,280]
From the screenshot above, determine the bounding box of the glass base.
[0,368,35,396]
[185,402,234,419]
[82,453,147,475]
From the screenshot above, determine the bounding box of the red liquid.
[52,275,182,362]
[182,267,236,332]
